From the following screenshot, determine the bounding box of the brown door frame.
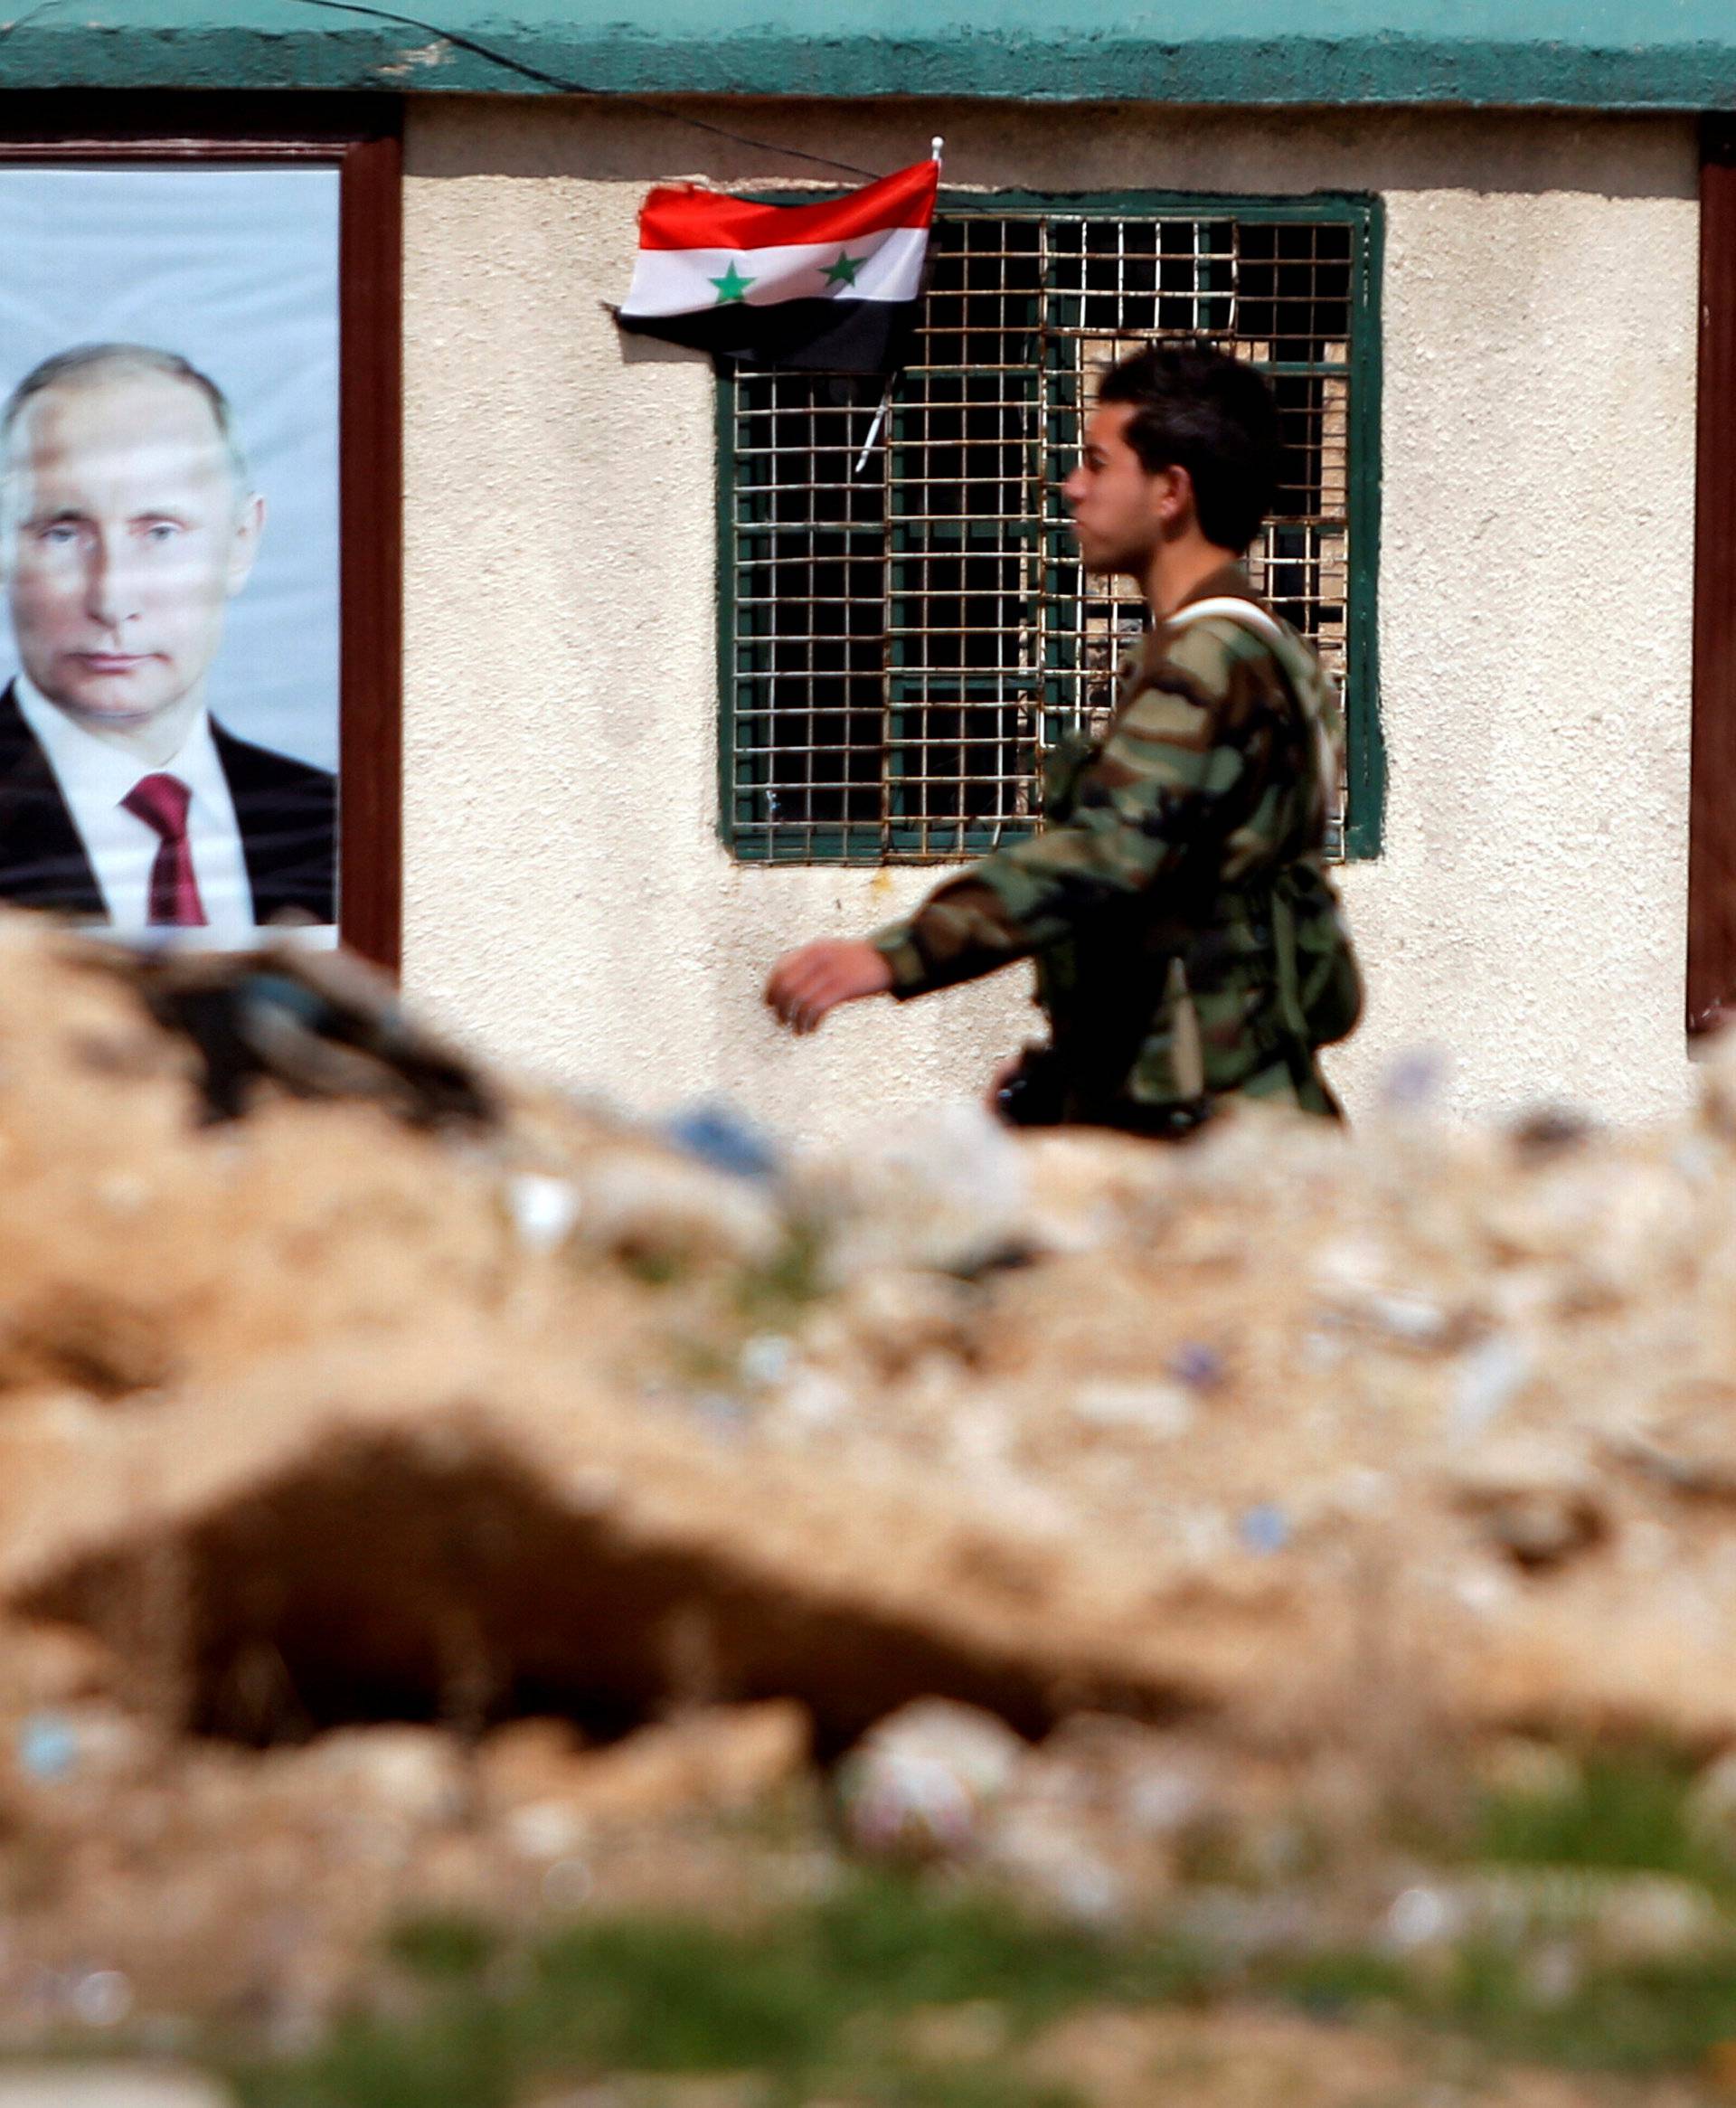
[1691,117,1736,1032]
[0,94,403,973]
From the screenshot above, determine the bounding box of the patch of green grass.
[1250,1932,1736,2078]
[237,1999,518,2108]
[1276,1946,1412,2017]
[1474,1745,1717,1885]
[228,1875,1174,2108]
[1432,1937,1736,2074]
[223,1750,1736,2106]
[385,1915,502,1983]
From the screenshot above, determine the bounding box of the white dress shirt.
[14,673,257,937]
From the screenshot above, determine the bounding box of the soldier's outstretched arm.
[869,622,1281,1000]
[764,937,894,1035]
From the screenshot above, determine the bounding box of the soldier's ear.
[1154,463,1194,529]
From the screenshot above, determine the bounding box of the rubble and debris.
[89,940,495,1129]
[11,910,1736,2084]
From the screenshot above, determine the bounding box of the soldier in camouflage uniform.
[764,342,1362,1135]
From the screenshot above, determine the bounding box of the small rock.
[1068,1379,1194,1439]
[984,1804,1127,1922]
[476,1717,586,1809]
[769,1365,852,1432]
[838,1698,1025,1862]
[505,1172,582,1253]
[1449,1332,1531,1438]
[1478,1491,1605,1568]
[738,1333,793,1388]
[1343,1290,1455,1348]
[576,1148,784,1271]
[505,1801,590,1861]
[839,1271,976,1376]
[276,1725,467,1827]
[1448,1439,1607,1570]
[803,1102,1029,1277]
[1382,1884,1465,1952]
[488,1704,809,1827]
[70,1970,136,2028]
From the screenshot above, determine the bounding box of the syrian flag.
[616,157,939,374]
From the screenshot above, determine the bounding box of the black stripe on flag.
[621,295,920,376]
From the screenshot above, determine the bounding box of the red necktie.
[121,772,208,927]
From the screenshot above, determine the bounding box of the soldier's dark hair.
[0,344,250,498]
[1095,342,1279,553]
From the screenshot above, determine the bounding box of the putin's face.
[0,373,262,734]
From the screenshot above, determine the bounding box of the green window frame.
[718,191,1384,865]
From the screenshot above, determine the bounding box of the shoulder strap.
[1166,594,1289,648]
[1165,594,1338,821]
[1164,600,1332,1054]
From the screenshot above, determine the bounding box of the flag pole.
[853,139,943,478]
[853,384,892,477]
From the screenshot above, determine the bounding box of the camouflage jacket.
[868,563,1362,1122]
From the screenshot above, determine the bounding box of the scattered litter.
[17,1711,79,1782]
[1237,1504,1292,1555]
[663,1101,780,1181]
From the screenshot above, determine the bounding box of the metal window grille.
[722,201,1378,864]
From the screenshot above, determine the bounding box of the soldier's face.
[1063,403,1184,578]
[0,375,262,733]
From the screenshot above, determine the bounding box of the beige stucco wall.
[401,100,1699,1139]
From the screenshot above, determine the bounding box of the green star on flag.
[821,250,865,288]
[710,260,756,304]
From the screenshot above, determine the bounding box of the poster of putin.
[0,165,340,945]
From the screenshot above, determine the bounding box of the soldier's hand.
[764,940,893,1035]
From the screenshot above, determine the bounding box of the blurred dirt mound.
[8,906,1736,1764]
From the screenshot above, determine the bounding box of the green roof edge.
[2,4,1735,107]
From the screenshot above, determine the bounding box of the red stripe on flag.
[637,158,938,254]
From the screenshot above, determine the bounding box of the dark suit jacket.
[0,682,336,926]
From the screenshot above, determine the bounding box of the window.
[720,195,1382,864]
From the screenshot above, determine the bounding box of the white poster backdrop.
[0,165,341,772]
